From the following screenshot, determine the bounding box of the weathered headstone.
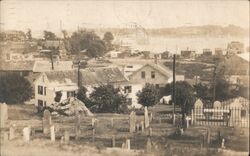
[111,118,114,128]
[43,110,52,134]
[75,113,81,139]
[146,138,152,153]
[136,123,140,132]
[91,118,96,128]
[141,121,144,132]
[125,139,130,150]
[23,126,31,142]
[92,128,95,143]
[60,136,64,143]
[149,128,152,137]
[64,131,69,143]
[0,103,8,128]
[50,125,55,141]
[112,135,115,147]
[144,107,149,128]
[221,138,225,148]
[9,125,15,140]
[129,111,136,133]
[213,101,221,108]
[149,113,153,122]
[121,142,126,149]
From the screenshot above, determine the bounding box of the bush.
[0,73,32,104]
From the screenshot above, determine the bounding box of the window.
[141,71,145,79]
[124,86,132,93]
[44,87,46,96]
[38,100,43,107]
[67,91,75,98]
[151,71,155,79]
[38,86,43,95]
[241,110,247,118]
[127,98,132,105]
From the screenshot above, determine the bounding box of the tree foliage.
[136,83,160,107]
[193,83,210,99]
[89,84,129,113]
[67,30,106,58]
[0,73,32,104]
[103,32,114,51]
[165,81,195,114]
[76,86,93,108]
[26,29,32,40]
[43,30,57,40]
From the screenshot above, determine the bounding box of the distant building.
[180,48,195,59]
[214,48,223,56]
[202,49,212,57]
[161,51,171,59]
[226,41,244,56]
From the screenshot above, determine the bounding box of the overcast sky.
[0,0,249,35]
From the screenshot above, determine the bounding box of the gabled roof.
[80,67,128,85]
[33,61,74,72]
[42,67,128,86]
[237,53,249,62]
[129,63,172,79]
[0,61,35,71]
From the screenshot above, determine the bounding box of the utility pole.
[78,61,81,88]
[50,50,54,70]
[172,54,176,125]
[213,63,217,104]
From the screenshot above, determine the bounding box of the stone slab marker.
[129,111,136,133]
[146,137,152,153]
[92,128,95,143]
[75,113,81,139]
[112,135,115,147]
[0,103,8,128]
[213,101,221,108]
[125,139,130,150]
[144,107,149,128]
[9,125,15,140]
[149,113,153,122]
[50,125,55,141]
[141,121,144,132]
[43,110,52,134]
[23,127,31,142]
[149,128,152,137]
[64,131,69,143]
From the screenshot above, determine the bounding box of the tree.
[90,84,129,113]
[61,30,68,39]
[68,30,106,58]
[54,91,62,102]
[0,74,32,104]
[136,83,160,107]
[26,29,32,40]
[212,78,235,101]
[43,30,57,40]
[76,86,93,108]
[193,83,210,99]
[103,32,114,51]
[165,81,195,126]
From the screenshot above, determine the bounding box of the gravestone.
[91,118,96,128]
[149,128,152,137]
[146,137,152,153]
[149,113,153,122]
[136,123,140,132]
[221,138,225,148]
[111,118,114,128]
[0,103,8,128]
[23,127,31,142]
[125,139,130,150]
[75,113,81,139]
[92,128,95,143]
[214,101,221,108]
[9,125,15,140]
[129,111,136,133]
[50,125,55,141]
[112,135,115,147]
[43,110,52,134]
[121,142,126,149]
[144,107,149,128]
[194,99,203,108]
[141,121,144,132]
[64,131,69,143]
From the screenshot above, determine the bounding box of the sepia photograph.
[0,0,249,156]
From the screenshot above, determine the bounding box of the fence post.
[191,109,194,125]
